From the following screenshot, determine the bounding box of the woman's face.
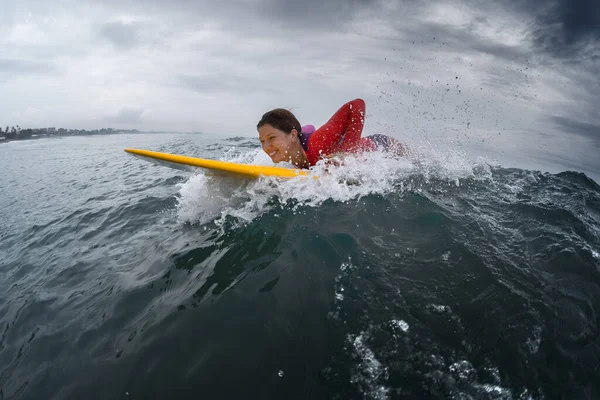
[258,124,298,163]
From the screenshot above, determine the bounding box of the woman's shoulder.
[301,125,316,134]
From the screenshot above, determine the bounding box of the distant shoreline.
[0,128,202,144]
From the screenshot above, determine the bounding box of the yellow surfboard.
[124,148,309,179]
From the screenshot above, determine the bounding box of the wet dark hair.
[257,108,302,137]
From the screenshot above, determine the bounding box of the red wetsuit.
[303,99,377,166]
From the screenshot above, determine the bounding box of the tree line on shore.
[0,126,140,141]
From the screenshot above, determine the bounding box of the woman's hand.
[323,153,344,168]
[323,153,344,170]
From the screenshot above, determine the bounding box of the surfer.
[257,98,406,168]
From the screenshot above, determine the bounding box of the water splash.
[176,143,493,226]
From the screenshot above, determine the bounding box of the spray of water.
[176,143,494,226]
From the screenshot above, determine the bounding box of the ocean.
[0,133,599,399]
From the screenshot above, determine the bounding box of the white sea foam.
[176,144,494,225]
[331,261,357,320]
[389,319,409,332]
[447,360,514,399]
[441,251,451,261]
[429,304,451,313]
[349,333,390,400]
[526,326,542,354]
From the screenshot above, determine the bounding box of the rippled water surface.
[1,133,599,399]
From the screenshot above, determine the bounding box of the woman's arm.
[305,99,366,164]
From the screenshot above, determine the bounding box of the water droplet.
[278,370,284,378]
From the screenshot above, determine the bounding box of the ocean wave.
[1,133,599,399]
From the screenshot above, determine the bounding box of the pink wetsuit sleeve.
[305,99,366,165]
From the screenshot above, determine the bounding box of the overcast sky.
[1,0,599,177]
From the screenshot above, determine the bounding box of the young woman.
[257,98,406,168]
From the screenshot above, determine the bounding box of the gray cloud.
[99,21,141,49]
[384,20,531,64]
[178,74,278,95]
[0,58,60,76]
[255,0,378,28]
[531,0,599,57]
[105,108,144,124]
[94,0,380,35]
[501,0,600,60]
[551,116,600,145]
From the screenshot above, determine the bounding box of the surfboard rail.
[124,148,309,179]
